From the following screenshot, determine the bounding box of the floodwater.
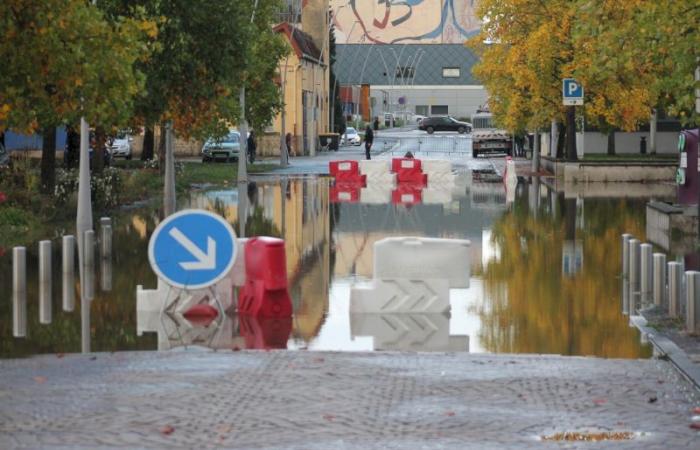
[0,172,667,359]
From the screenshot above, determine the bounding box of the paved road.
[0,351,697,449]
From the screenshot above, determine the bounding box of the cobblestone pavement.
[0,351,698,449]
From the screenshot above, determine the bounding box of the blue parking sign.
[563,78,584,105]
[148,209,237,290]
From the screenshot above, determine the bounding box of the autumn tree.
[0,0,150,193]
[469,0,699,158]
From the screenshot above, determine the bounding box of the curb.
[629,315,700,391]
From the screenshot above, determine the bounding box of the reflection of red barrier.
[329,160,366,184]
[182,304,219,327]
[238,315,292,349]
[330,182,361,203]
[392,182,424,205]
[238,237,293,318]
[392,158,428,184]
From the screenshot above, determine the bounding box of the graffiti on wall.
[331,0,480,44]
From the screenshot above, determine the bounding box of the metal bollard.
[39,240,52,324]
[640,243,653,305]
[100,217,112,228]
[628,239,640,292]
[622,280,630,315]
[101,257,112,292]
[62,235,75,312]
[686,271,700,333]
[668,262,682,318]
[621,234,632,278]
[100,224,112,260]
[12,247,27,338]
[652,253,666,307]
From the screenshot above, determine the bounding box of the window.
[395,66,415,80]
[431,105,448,115]
[415,105,429,116]
[442,67,460,78]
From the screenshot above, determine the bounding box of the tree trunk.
[93,126,106,174]
[141,126,154,161]
[64,126,79,168]
[40,127,57,195]
[565,106,577,161]
[607,131,616,156]
[556,122,566,159]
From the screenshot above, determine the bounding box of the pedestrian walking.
[364,124,374,160]
[285,132,293,158]
[373,116,379,132]
[247,130,256,164]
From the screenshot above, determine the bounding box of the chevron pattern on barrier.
[350,278,450,314]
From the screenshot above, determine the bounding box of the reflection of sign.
[398,96,406,105]
[562,79,584,105]
[562,240,583,276]
[149,210,237,290]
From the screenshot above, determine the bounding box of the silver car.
[202,131,241,162]
[340,127,362,146]
[109,132,133,159]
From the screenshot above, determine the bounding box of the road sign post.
[148,209,237,290]
[562,79,584,161]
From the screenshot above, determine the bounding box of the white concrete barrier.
[359,160,395,185]
[350,313,469,351]
[423,185,452,205]
[361,185,392,204]
[350,278,450,314]
[374,237,471,288]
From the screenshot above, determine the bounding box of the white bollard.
[62,235,75,312]
[668,262,682,318]
[685,271,700,333]
[39,240,52,324]
[12,247,27,338]
[621,234,632,278]
[100,224,112,260]
[652,253,666,307]
[83,230,95,301]
[628,239,640,292]
[640,243,653,303]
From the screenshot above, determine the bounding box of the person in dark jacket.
[373,117,379,131]
[364,125,374,160]
[285,132,293,157]
[247,130,256,164]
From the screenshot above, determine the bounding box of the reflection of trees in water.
[480,197,650,358]
[0,211,160,358]
[234,206,282,238]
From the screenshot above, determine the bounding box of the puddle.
[0,172,675,358]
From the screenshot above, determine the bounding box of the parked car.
[0,141,9,167]
[418,116,472,134]
[202,130,241,162]
[108,132,133,160]
[340,127,362,146]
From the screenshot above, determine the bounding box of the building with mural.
[331,0,487,122]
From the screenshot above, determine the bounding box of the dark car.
[418,116,472,134]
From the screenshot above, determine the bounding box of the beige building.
[267,1,330,157]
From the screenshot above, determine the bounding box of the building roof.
[274,23,323,64]
[334,44,480,86]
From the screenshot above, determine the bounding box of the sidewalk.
[0,351,697,449]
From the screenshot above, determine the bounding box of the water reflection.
[0,173,657,358]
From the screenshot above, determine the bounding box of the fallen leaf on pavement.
[445,411,456,417]
[323,414,335,422]
[648,396,657,404]
[33,376,47,384]
[592,398,607,406]
[56,353,65,359]
[160,425,175,435]
[313,357,325,363]
[693,407,700,414]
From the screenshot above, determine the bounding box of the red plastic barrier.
[392,182,424,205]
[238,315,292,350]
[238,237,293,318]
[330,182,361,203]
[182,304,219,327]
[391,158,428,184]
[329,160,366,184]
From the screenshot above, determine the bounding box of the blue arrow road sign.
[148,209,237,290]
[563,78,584,105]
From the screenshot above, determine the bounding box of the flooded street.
[1,170,664,359]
